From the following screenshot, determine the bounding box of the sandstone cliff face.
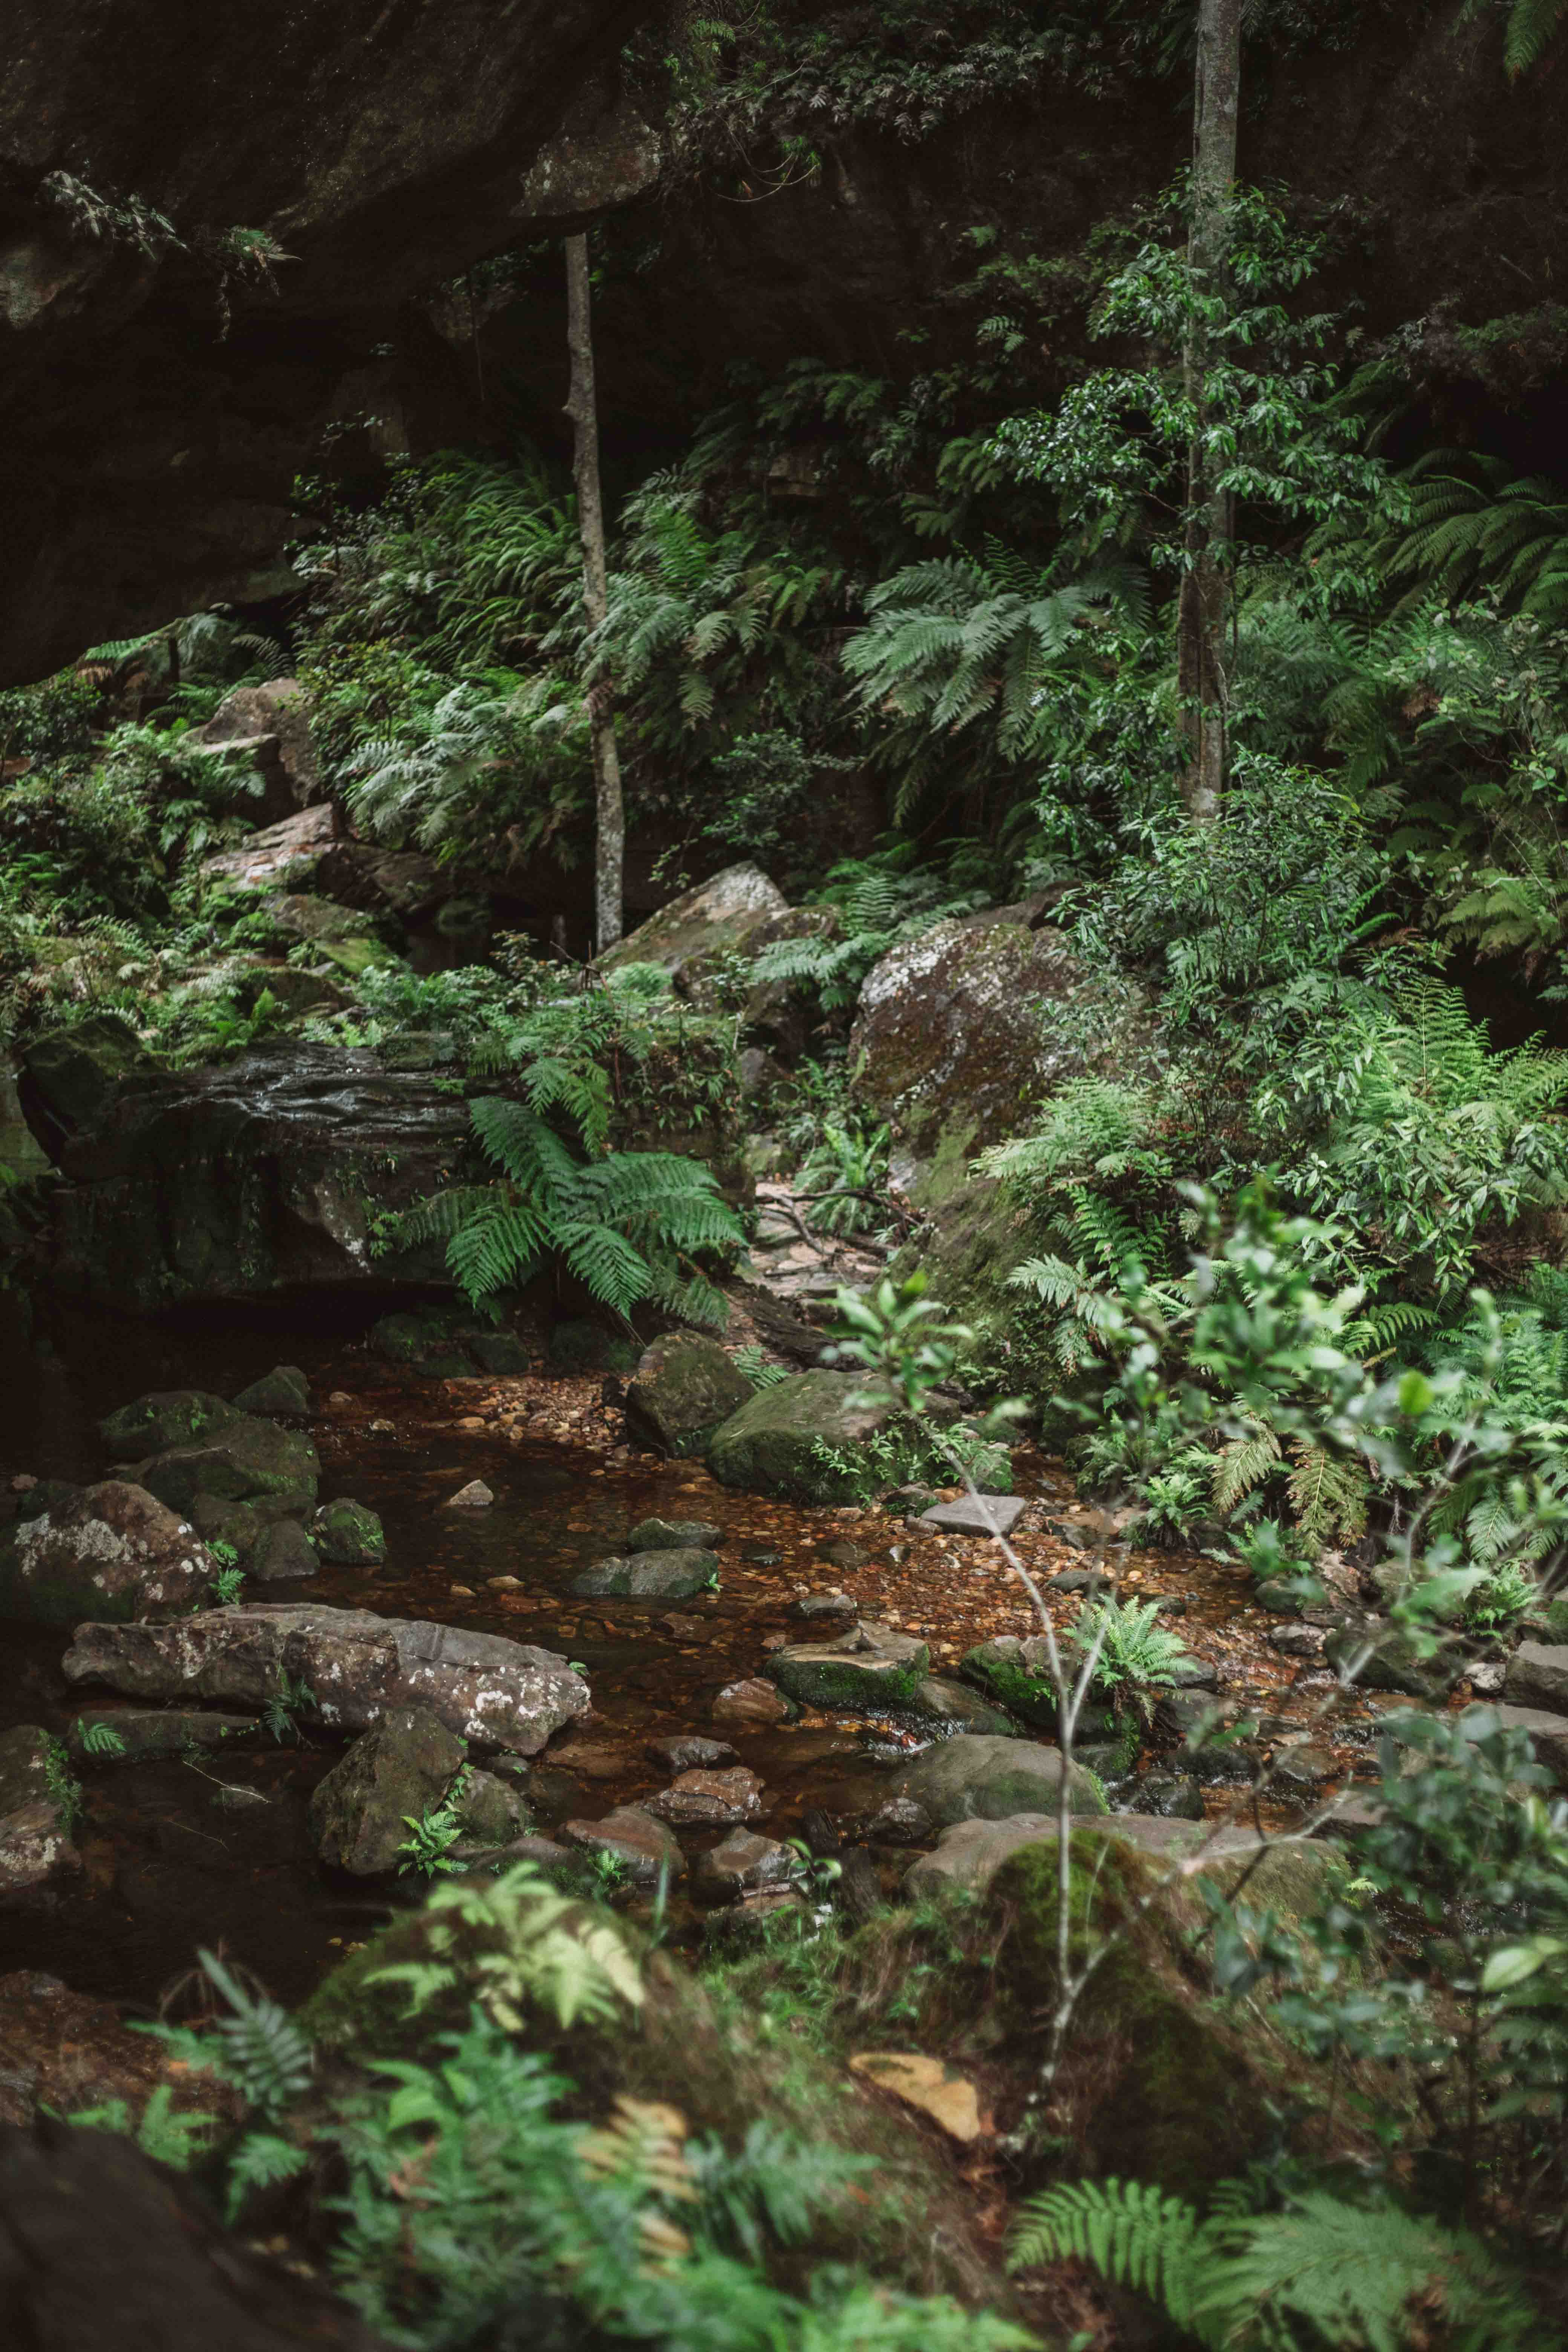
[0,0,661,677]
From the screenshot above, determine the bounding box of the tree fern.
[402,1098,743,1325]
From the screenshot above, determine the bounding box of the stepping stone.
[645,1734,738,1772]
[628,1517,721,1552]
[692,1827,795,1904]
[559,1804,683,1883]
[644,1766,764,1826]
[712,1677,795,1729]
[918,1494,1026,1537]
[446,1480,494,1509]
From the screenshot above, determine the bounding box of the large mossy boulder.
[232,1365,312,1418]
[888,1732,1107,1830]
[570,1549,719,1600]
[100,1389,240,1460]
[307,1706,466,1875]
[62,1603,590,1756]
[706,1369,895,1502]
[626,1333,752,1458]
[852,913,1138,1207]
[138,1416,320,1519]
[765,1620,928,1710]
[958,1633,1119,1743]
[0,1481,215,1623]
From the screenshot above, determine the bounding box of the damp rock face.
[625,1333,753,1458]
[0,1482,216,1624]
[570,1550,719,1600]
[0,1726,80,1901]
[61,1603,590,1756]
[706,1370,897,1504]
[308,1706,466,1876]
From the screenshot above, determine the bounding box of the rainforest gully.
[2,4,1568,2347]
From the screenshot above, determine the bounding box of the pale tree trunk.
[1176,0,1242,823]
[564,231,624,952]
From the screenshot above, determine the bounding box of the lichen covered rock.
[0,1481,215,1623]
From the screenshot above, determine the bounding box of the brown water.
[0,1288,1398,2017]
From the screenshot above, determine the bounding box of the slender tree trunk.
[564,231,624,952]
[1176,0,1242,823]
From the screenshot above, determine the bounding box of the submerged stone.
[570,1549,719,1599]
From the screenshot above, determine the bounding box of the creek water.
[0,1286,1392,2020]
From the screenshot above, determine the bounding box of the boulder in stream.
[643,1767,764,1826]
[0,1481,215,1623]
[311,1498,387,1565]
[691,1827,795,1905]
[0,1726,80,1901]
[888,1732,1108,1833]
[764,1619,929,1710]
[570,1548,719,1600]
[628,1516,723,1552]
[61,1603,590,1756]
[138,1416,320,1519]
[706,1369,897,1504]
[307,1706,467,1875]
[625,1333,752,1458]
[558,1804,684,1884]
[249,1519,320,1583]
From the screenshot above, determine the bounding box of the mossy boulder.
[958,1634,1119,1743]
[311,1498,387,1566]
[0,1481,215,1624]
[99,1390,240,1461]
[890,1732,1107,1830]
[369,1307,484,1377]
[231,1364,311,1417]
[852,916,1147,1208]
[570,1549,720,1599]
[600,862,788,986]
[706,1369,897,1502]
[626,1332,753,1458]
[307,1706,466,1875]
[455,1767,531,1848]
[908,1677,1023,1735]
[469,1330,531,1374]
[138,1415,320,1518]
[765,1620,928,1711]
[1324,1614,1461,1701]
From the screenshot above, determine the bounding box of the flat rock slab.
[918,1494,1026,1537]
[61,1603,588,1756]
[571,1550,719,1600]
[691,1827,794,1904]
[646,1735,737,1772]
[559,1804,683,1883]
[644,1767,763,1827]
[765,1620,929,1710]
[848,2051,985,2144]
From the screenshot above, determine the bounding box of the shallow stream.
[0,1288,1401,2018]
